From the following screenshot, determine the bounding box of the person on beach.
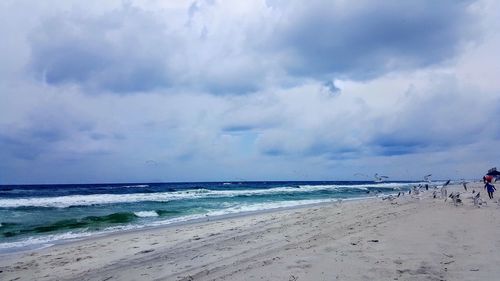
[485,182,496,199]
[485,175,493,183]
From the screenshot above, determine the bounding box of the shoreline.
[0,194,382,256]
[2,183,499,280]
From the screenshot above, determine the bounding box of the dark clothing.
[485,183,496,199]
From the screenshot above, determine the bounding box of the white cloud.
[0,0,499,183]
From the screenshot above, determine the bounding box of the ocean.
[0,181,418,253]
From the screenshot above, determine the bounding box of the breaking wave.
[0,182,411,208]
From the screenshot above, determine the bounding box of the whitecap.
[134,211,159,218]
[0,183,413,208]
[0,195,380,253]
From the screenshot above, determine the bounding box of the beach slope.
[1,183,500,281]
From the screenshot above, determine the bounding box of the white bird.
[448,192,462,206]
[382,195,395,201]
[441,187,448,199]
[473,192,484,207]
[424,174,432,183]
[412,186,420,196]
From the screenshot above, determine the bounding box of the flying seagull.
[374,173,389,182]
[443,180,451,187]
[424,174,432,183]
[462,181,468,191]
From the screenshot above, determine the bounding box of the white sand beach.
[1,183,500,281]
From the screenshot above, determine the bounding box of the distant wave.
[0,183,411,208]
[0,189,210,208]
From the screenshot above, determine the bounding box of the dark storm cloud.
[28,5,172,94]
[0,107,121,162]
[0,133,46,160]
[370,135,435,157]
[259,135,364,161]
[0,123,73,160]
[366,88,491,157]
[1,0,497,184]
[274,0,476,80]
[24,0,478,95]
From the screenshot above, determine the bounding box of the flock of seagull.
[381,175,489,208]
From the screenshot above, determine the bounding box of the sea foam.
[0,183,411,208]
[134,211,159,217]
[0,195,379,253]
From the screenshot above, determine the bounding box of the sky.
[1,0,499,184]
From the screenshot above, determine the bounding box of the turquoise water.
[0,181,416,252]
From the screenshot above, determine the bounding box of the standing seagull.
[473,192,484,207]
[441,180,450,199]
[441,185,448,199]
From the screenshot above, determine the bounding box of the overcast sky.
[1,0,499,184]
